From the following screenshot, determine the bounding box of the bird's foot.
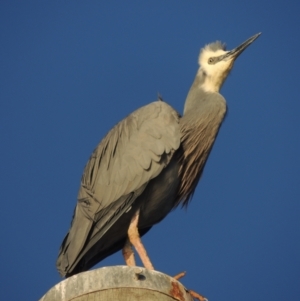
[189,290,208,301]
[173,271,186,280]
[173,271,208,301]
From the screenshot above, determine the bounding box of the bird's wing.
[57,100,181,275]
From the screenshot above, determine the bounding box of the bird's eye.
[208,57,214,64]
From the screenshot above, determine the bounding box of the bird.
[56,33,261,277]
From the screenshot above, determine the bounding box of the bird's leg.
[128,209,154,270]
[122,238,136,266]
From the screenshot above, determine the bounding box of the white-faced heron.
[56,33,261,277]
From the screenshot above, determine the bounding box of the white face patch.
[198,48,234,92]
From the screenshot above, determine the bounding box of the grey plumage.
[57,101,182,276]
[56,33,261,277]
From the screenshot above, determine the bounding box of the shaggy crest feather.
[201,41,226,53]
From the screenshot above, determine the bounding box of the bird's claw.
[173,271,186,280]
[173,271,207,301]
[189,289,208,301]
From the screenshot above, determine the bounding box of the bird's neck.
[183,76,207,115]
[183,75,223,116]
[192,68,229,95]
[200,72,224,93]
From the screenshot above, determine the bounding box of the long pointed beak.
[222,32,261,61]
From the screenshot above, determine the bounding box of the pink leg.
[122,239,136,266]
[128,209,154,270]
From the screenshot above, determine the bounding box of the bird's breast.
[178,95,227,205]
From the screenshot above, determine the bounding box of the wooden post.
[39,266,194,301]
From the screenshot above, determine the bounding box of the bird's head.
[198,33,261,93]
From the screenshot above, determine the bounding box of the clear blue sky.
[1,1,299,300]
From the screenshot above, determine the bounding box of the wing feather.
[57,100,181,276]
[88,101,180,206]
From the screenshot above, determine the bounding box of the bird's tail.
[56,201,95,277]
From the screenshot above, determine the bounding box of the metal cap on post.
[40,266,194,301]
